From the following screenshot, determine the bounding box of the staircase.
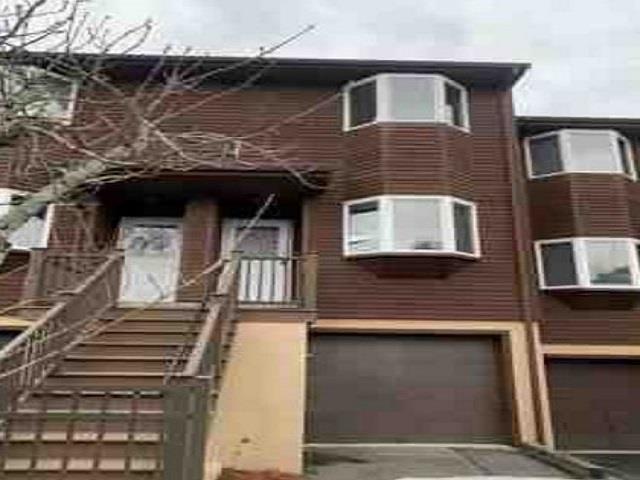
[0,252,242,480]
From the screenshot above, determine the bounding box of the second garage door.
[547,358,640,450]
[306,333,512,444]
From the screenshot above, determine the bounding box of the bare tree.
[0,0,332,265]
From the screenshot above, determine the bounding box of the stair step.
[92,332,197,343]
[96,320,203,333]
[1,431,161,442]
[43,372,166,388]
[2,457,159,472]
[4,441,161,458]
[74,342,192,356]
[58,357,182,374]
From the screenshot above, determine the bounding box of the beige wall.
[208,316,308,474]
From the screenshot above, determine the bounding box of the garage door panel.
[306,334,511,444]
[547,359,640,450]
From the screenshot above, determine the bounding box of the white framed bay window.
[524,129,636,180]
[343,195,480,258]
[535,237,640,290]
[342,73,470,132]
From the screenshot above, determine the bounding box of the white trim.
[524,129,637,181]
[220,218,293,258]
[343,194,481,258]
[342,73,471,132]
[535,237,640,290]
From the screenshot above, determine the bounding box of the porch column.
[47,202,105,252]
[178,198,220,302]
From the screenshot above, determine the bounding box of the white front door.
[118,217,182,302]
[221,219,293,303]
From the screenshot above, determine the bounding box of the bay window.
[343,74,470,131]
[0,189,51,250]
[343,195,479,257]
[525,129,636,180]
[535,237,640,290]
[0,65,77,122]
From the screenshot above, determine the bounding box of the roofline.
[518,115,640,129]
[17,52,531,87]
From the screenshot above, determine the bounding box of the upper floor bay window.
[535,237,640,290]
[524,129,636,180]
[343,195,479,257]
[343,74,470,132]
[0,65,77,122]
[0,189,52,250]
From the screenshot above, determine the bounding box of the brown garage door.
[547,359,640,450]
[306,334,512,443]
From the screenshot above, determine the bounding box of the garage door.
[306,334,512,443]
[547,359,640,450]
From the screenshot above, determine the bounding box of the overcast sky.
[94,0,640,118]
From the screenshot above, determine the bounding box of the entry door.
[221,219,293,303]
[118,217,182,302]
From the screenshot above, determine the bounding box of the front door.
[221,219,293,303]
[118,217,182,302]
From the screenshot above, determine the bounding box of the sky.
[93,0,640,118]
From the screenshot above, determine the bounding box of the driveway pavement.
[575,454,640,480]
[305,445,574,480]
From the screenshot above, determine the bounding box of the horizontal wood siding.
[318,89,523,320]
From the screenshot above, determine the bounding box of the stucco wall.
[209,316,308,474]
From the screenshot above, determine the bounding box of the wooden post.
[302,253,318,310]
[22,248,47,300]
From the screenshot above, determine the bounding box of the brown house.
[0,55,637,478]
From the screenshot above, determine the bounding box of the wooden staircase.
[0,252,242,480]
[1,306,204,478]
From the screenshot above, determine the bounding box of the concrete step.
[2,457,160,473]
[4,440,160,458]
[96,320,202,333]
[91,331,197,344]
[42,372,166,388]
[23,389,164,412]
[57,356,183,374]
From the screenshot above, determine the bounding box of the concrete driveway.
[305,445,574,480]
[575,454,640,480]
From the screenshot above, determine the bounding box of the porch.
[21,171,321,310]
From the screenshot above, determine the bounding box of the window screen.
[541,242,577,286]
[529,135,563,176]
[348,80,376,128]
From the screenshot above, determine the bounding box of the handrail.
[0,252,123,410]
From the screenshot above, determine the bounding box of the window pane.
[618,137,633,177]
[454,203,474,253]
[529,135,562,176]
[585,240,632,285]
[445,83,465,128]
[541,242,577,286]
[392,198,442,250]
[349,80,376,128]
[567,131,619,172]
[387,76,437,121]
[348,201,379,253]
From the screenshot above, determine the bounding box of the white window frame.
[342,194,480,258]
[0,188,53,251]
[534,237,640,290]
[342,73,470,133]
[0,65,78,124]
[524,129,636,180]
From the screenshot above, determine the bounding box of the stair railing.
[0,252,124,413]
[162,252,242,480]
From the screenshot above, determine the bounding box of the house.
[0,54,638,478]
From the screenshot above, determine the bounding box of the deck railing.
[22,249,113,299]
[237,254,318,308]
[0,252,123,414]
[162,253,241,480]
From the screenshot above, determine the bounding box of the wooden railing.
[22,249,113,299]
[162,253,242,480]
[0,253,123,413]
[237,254,318,308]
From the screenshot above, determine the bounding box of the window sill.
[344,252,479,278]
[529,171,636,181]
[345,250,480,260]
[343,119,471,134]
